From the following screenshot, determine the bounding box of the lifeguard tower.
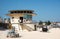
[7,10,36,32]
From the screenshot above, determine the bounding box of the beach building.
[7,10,37,32]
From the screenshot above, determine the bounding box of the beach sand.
[0,28,60,39]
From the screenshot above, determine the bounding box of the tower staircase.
[20,23,34,31]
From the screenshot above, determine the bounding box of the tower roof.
[9,10,34,14]
[9,10,34,12]
[6,10,37,17]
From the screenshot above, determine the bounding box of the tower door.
[20,17,23,23]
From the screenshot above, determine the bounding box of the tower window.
[24,11,26,13]
[15,11,16,13]
[20,11,23,13]
[11,12,14,14]
[18,11,20,13]
[30,11,32,13]
[27,11,29,13]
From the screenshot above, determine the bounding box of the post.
[34,25,37,31]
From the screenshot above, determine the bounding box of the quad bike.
[42,26,48,32]
[7,27,19,38]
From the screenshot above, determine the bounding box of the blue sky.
[0,0,60,22]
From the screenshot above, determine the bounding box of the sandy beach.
[0,28,60,39]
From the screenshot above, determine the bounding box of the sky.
[0,0,60,22]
